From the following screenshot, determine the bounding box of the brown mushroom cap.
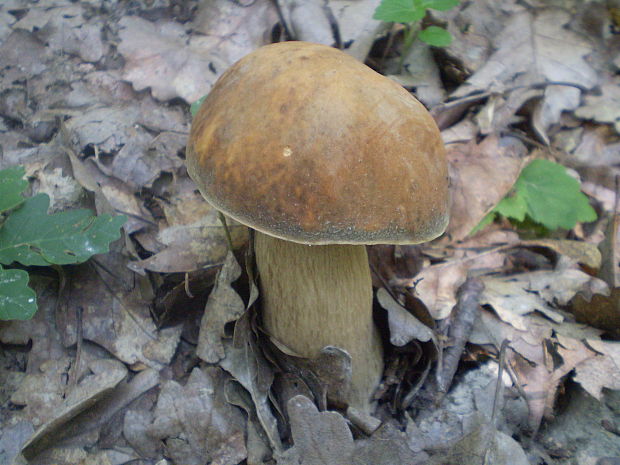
[187,41,449,245]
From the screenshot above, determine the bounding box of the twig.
[67,307,84,392]
[436,277,485,394]
[218,211,234,252]
[482,339,510,465]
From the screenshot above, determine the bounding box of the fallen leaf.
[480,269,608,331]
[119,1,277,104]
[145,367,246,465]
[519,239,602,270]
[573,339,620,399]
[376,287,434,345]
[452,8,598,141]
[415,246,506,319]
[571,289,620,336]
[447,135,528,241]
[220,312,282,454]
[277,395,354,465]
[19,358,127,459]
[329,0,384,62]
[439,0,525,73]
[351,423,421,465]
[56,254,182,369]
[278,0,335,45]
[196,251,245,363]
[575,79,620,134]
[13,2,106,63]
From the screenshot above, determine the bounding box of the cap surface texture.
[187,41,449,245]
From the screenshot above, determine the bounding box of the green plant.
[475,159,597,234]
[373,0,459,52]
[0,166,126,320]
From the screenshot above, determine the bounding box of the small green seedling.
[475,159,597,235]
[190,95,207,118]
[0,166,126,320]
[373,0,459,54]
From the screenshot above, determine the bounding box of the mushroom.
[186,41,449,411]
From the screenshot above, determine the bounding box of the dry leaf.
[575,79,620,134]
[145,367,246,465]
[13,2,106,63]
[220,312,282,454]
[118,1,277,104]
[447,135,528,240]
[56,255,182,369]
[573,339,620,399]
[452,8,597,141]
[520,239,602,270]
[196,251,245,363]
[278,395,354,465]
[376,288,434,346]
[415,247,506,319]
[480,269,608,331]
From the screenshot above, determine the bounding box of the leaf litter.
[0,0,619,463]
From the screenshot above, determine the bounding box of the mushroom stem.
[254,231,383,410]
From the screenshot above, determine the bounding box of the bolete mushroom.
[186,41,449,411]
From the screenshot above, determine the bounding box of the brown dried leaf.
[376,288,434,346]
[57,255,182,369]
[277,395,354,465]
[196,251,245,363]
[481,269,608,330]
[573,339,620,399]
[452,9,598,140]
[447,135,528,241]
[571,288,620,336]
[118,1,277,104]
[415,247,506,319]
[520,239,602,270]
[145,367,246,465]
[575,79,620,134]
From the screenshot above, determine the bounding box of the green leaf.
[191,95,207,117]
[0,264,37,320]
[418,26,453,47]
[0,194,126,266]
[494,191,527,222]
[486,159,597,232]
[515,159,596,230]
[471,211,497,235]
[373,0,426,23]
[420,0,459,11]
[0,166,28,213]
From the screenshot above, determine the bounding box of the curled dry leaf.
[575,79,620,134]
[520,239,602,270]
[480,269,608,331]
[220,312,282,454]
[572,339,620,399]
[376,287,434,346]
[414,247,506,320]
[196,251,245,364]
